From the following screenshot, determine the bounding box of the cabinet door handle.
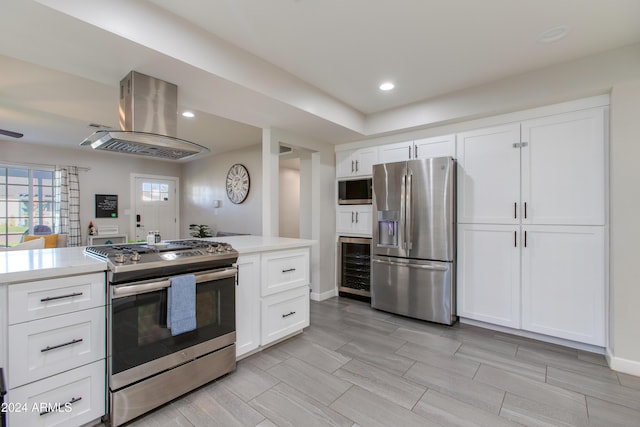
[282,268,296,273]
[40,292,83,303]
[355,160,359,172]
[514,230,517,247]
[524,202,527,219]
[414,145,418,158]
[524,231,528,248]
[355,211,359,223]
[351,160,354,173]
[408,146,412,159]
[351,211,355,223]
[514,202,517,219]
[39,396,82,416]
[282,311,296,318]
[41,338,83,353]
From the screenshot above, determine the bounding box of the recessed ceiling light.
[379,82,395,91]
[182,111,195,118]
[537,25,570,43]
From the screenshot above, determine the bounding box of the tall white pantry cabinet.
[456,107,607,346]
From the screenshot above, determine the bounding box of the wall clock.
[225,163,250,204]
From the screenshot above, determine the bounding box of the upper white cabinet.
[377,141,412,163]
[376,135,455,164]
[521,108,606,226]
[457,108,606,226]
[457,124,521,224]
[336,147,378,177]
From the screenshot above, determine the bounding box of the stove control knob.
[206,245,216,254]
[130,251,141,262]
[113,253,126,263]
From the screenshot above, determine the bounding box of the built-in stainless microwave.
[338,178,372,205]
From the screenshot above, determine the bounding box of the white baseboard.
[606,349,640,376]
[310,288,337,301]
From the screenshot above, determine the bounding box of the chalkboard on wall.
[95,194,118,218]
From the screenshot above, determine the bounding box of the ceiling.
[1,0,639,160]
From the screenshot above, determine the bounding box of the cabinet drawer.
[7,359,105,427]
[261,249,309,296]
[261,287,309,345]
[8,306,106,388]
[9,273,106,324]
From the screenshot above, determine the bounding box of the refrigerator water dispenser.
[377,210,399,247]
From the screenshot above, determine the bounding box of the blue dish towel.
[167,274,197,336]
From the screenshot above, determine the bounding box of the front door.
[133,175,179,241]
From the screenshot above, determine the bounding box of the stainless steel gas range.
[85,240,239,427]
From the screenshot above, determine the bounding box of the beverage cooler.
[337,236,372,300]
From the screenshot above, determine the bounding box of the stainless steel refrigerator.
[371,156,456,325]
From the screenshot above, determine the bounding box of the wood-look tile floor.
[116,297,640,426]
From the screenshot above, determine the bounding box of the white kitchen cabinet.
[521,225,605,346]
[456,107,607,346]
[235,254,261,358]
[457,224,521,329]
[376,135,455,164]
[377,141,413,163]
[261,248,310,296]
[261,286,310,345]
[8,272,105,324]
[234,245,311,358]
[336,205,372,236]
[9,306,105,388]
[456,124,521,224]
[414,135,455,159]
[7,360,105,427]
[336,147,378,177]
[521,108,606,226]
[6,272,107,426]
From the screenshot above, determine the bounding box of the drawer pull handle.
[282,268,296,273]
[282,311,296,318]
[41,338,83,353]
[39,396,82,416]
[40,292,84,302]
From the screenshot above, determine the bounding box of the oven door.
[109,267,236,390]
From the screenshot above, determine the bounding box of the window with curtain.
[0,166,54,247]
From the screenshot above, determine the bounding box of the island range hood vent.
[81,71,209,161]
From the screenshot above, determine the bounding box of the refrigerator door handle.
[401,171,407,250]
[372,258,448,271]
[406,170,413,251]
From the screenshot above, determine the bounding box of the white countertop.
[0,247,107,284]
[205,235,316,253]
[0,236,315,284]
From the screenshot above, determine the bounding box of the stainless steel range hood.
[81,71,209,161]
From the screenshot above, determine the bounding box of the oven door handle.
[112,267,238,299]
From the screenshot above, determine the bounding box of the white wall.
[181,144,262,237]
[279,164,300,238]
[264,128,336,301]
[609,78,640,375]
[0,141,181,244]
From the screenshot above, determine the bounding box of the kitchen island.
[0,235,315,427]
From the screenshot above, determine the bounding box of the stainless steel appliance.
[85,240,238,426]
[371,157,456,325]
[337,236,372,299]
[338,178,372,205]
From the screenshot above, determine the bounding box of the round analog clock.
[225,163,250,204]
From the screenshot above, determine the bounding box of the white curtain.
[54,166,81,247]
